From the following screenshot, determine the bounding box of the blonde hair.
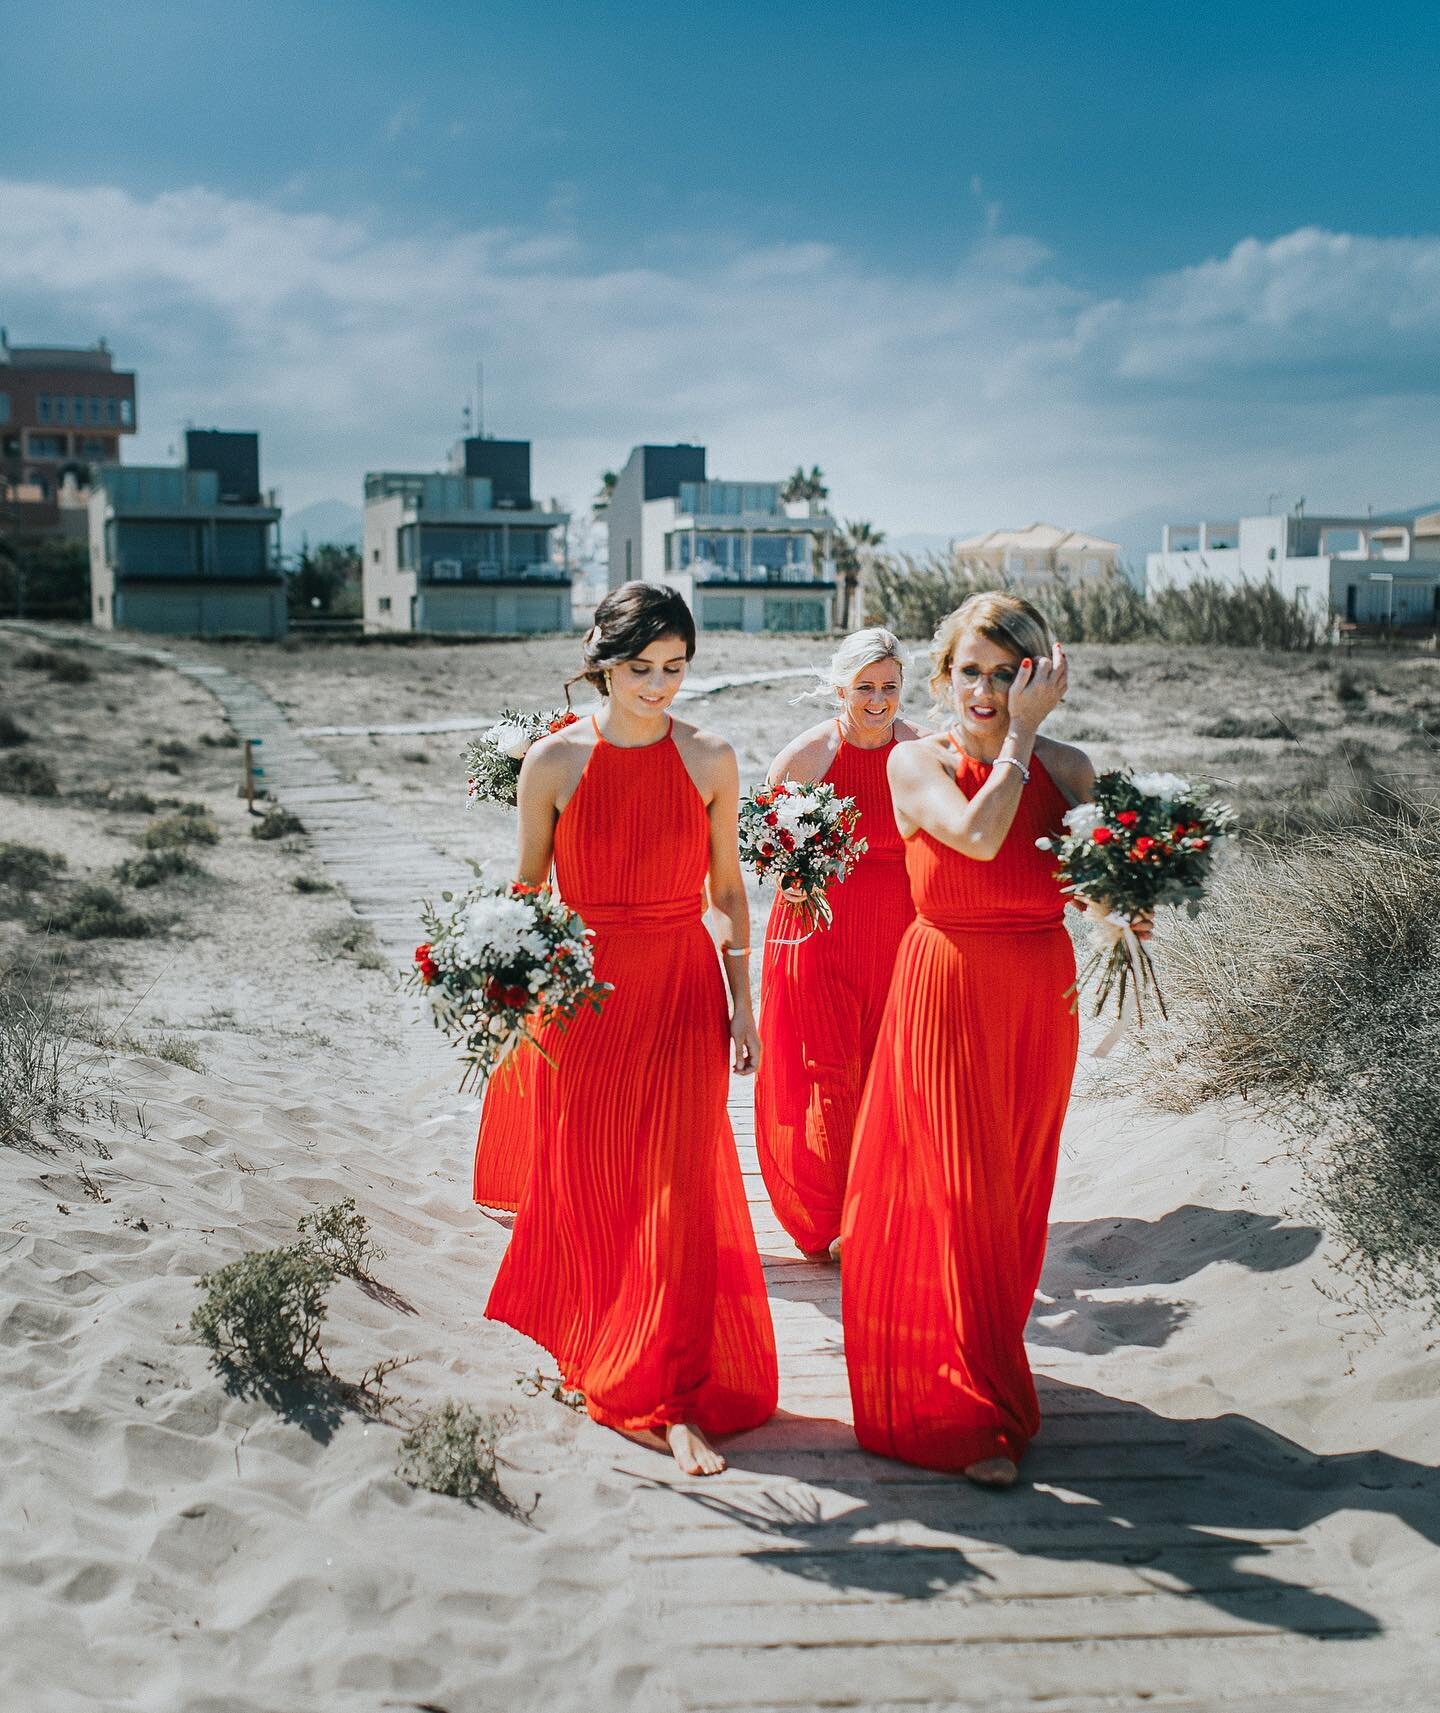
[792,627,905,703]
[928,593,1055,704]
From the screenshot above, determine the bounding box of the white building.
[1146,512,1440,630]
[952,522,1122,584]
[606,443,837,631]
[363,437,571,635]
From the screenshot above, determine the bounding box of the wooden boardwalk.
[12,622,1436,1713]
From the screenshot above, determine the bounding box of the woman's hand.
[1131,909,1155,942]
[780,882,807,905]
[1008,642,1068,731]
[730,1007,761,1075]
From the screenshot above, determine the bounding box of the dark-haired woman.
[485,583,777,1476]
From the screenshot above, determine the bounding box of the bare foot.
[799,1245,831,1262]
[827,1236,843,1263]
[668,1422,726,1476]
[964,1456,1019,1488]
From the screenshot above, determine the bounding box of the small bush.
[191,1244,336,1377]
[73,788,158,814]
[19,648,94,685]
[113,850,206,889]
[297,1195,386,1280]
[155,739,191,760]
[43,884,154,940]
[151,1034,205,1072]
[142,809,219,849]
[397,1402,507,1501]
[0,960,99,1148]
[0,711,30,748]
[0,843,67,899]
[327,919,388,971]
[199,730,241,749]
[1334,668,1368,707]
[0,753,59,797]
[251,805,305,841]
[1196,712,1287,741]
[292,873,332,894]
[402,749,431,765]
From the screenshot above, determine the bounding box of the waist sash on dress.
[574,895,706,935]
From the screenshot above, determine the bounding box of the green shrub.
[251,805,305,841]
[297,1195,386,1280]
[42,884,154,940]
[199,730,240,749]
[155,739,191,760]
[1196,712,1289,740]
[113,850,206,888]
[151,1034,205,1072]
[142,809,219,849]
[292,873,332,894]
[0,711,30,748]
[72,788,158,814]
[397,1401,507,1501]
[326,918,388,971]
[0,842,67,900]
[0,753,59,797]
[19,647,94,685]
[0,959,99,1148]
[191,1244,336,1377]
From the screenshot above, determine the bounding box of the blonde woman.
[755,629,926,1260]
[840,593,1090,1486]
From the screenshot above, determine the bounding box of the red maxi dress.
[755,729,915,1254]
[472,1036,545,1212]
[485,720,779,1437]
[840,742,1079,1470]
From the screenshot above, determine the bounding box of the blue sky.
[6,0,1440,546]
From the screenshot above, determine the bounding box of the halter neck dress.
[755,724,915,1254]
[485,719,778,1437]
[840,740,1079,1470]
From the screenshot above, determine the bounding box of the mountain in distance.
[285,500,363,549]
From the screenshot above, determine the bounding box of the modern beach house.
[1146,511,1440,632]
[606,444,838,631]
[1,333,138,540]
[87,430,286,638]
[952,522,1122,585]
[362,437,570,634]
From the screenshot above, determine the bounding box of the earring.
[603,670,612,694]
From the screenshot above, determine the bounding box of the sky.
[5,0,1440,550]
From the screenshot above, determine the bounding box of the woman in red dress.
[755,630,924,1260]
[842,592,1141,1487]
[485,583,777,1477]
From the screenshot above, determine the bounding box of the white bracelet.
[722,945,751,958]
[992,755,1030,785]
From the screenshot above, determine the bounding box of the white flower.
[1035,836,1054,851]
[454,894,541,965]
[772,795,812,834]
[1062,802,1105,840]
[488,1015,510,1036]
[485,720,534,761]
[1131,770,1191,801]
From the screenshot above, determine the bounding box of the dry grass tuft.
[0,710,31,748]
[142,807,219,849]
[397,1401,509,1501]
[0,959,101,1148]
[251,805,305,841]
[296,1195,386,1281]
[113,849,207,889]
[42,884,155,940]
[0,752,60,797]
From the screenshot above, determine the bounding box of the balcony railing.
[691,561,829,586]
[418,558,568,585]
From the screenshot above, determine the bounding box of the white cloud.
[2,177,1439,533]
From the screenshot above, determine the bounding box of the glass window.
[378,596,392,612]
[37,394,50,423]
[116,521,201,578]
[121,399,134,426]
[214,523,266,576]
[764,597,826,632]
[27,434,64,457]
[105,397,117,425]
[53,396,67,423]
[0,393,9,424]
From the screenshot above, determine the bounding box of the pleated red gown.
[755,730,915,1254]
[841,742,1079,1470]
[485,720,779,1438]
[473,1033,546,1211]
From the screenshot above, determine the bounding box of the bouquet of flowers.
[1038,770,1235,1045]
[410,879,609,1092]
[464,708,578,807]
[739,780,868,935]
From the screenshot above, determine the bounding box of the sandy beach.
[3,623,1439,1713]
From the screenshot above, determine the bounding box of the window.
[372,547,380,563]
[378,596,392,613]
[89,397,102,424]
[764,597,826,632]
[73,396,85,424]
[27,434,64,457]
[37,394,50,423]
[53,396,67,423]
[0,393,9,424]
[79,437,108,458]
[105,397,117,425]
[120,399,134,427]
[700,595,745,628]
[97,596,106,614]
[625,540,632,576]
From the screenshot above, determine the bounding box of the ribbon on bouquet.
[765,889,828,948]
[1084,900,1145,1059]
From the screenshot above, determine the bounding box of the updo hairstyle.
[567,581,698,701]
[928,592,1055,705]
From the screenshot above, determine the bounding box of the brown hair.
[928,592,1055,703]
[566,580,698,701]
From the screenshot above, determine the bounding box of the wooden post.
[243,738,264,814]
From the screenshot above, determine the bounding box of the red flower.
[754,791,772,807]
[1091,826,1115,845]
[485,976,530,1009]
[414,942,437,984]
[1116,810,1140,827]
[1132,835,1157,857]
[1191,836,1210,851]
[547,711,578,733]
[759,842,776,859]
[778,830,796,853]
[764,811,779,828]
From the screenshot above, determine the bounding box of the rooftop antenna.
[476,359,484,439]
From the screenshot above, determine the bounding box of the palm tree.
[593,470,618,515]
[835,518,885,629]
[781,465,829,504]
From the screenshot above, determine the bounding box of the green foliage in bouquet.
[464,708,578,808]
